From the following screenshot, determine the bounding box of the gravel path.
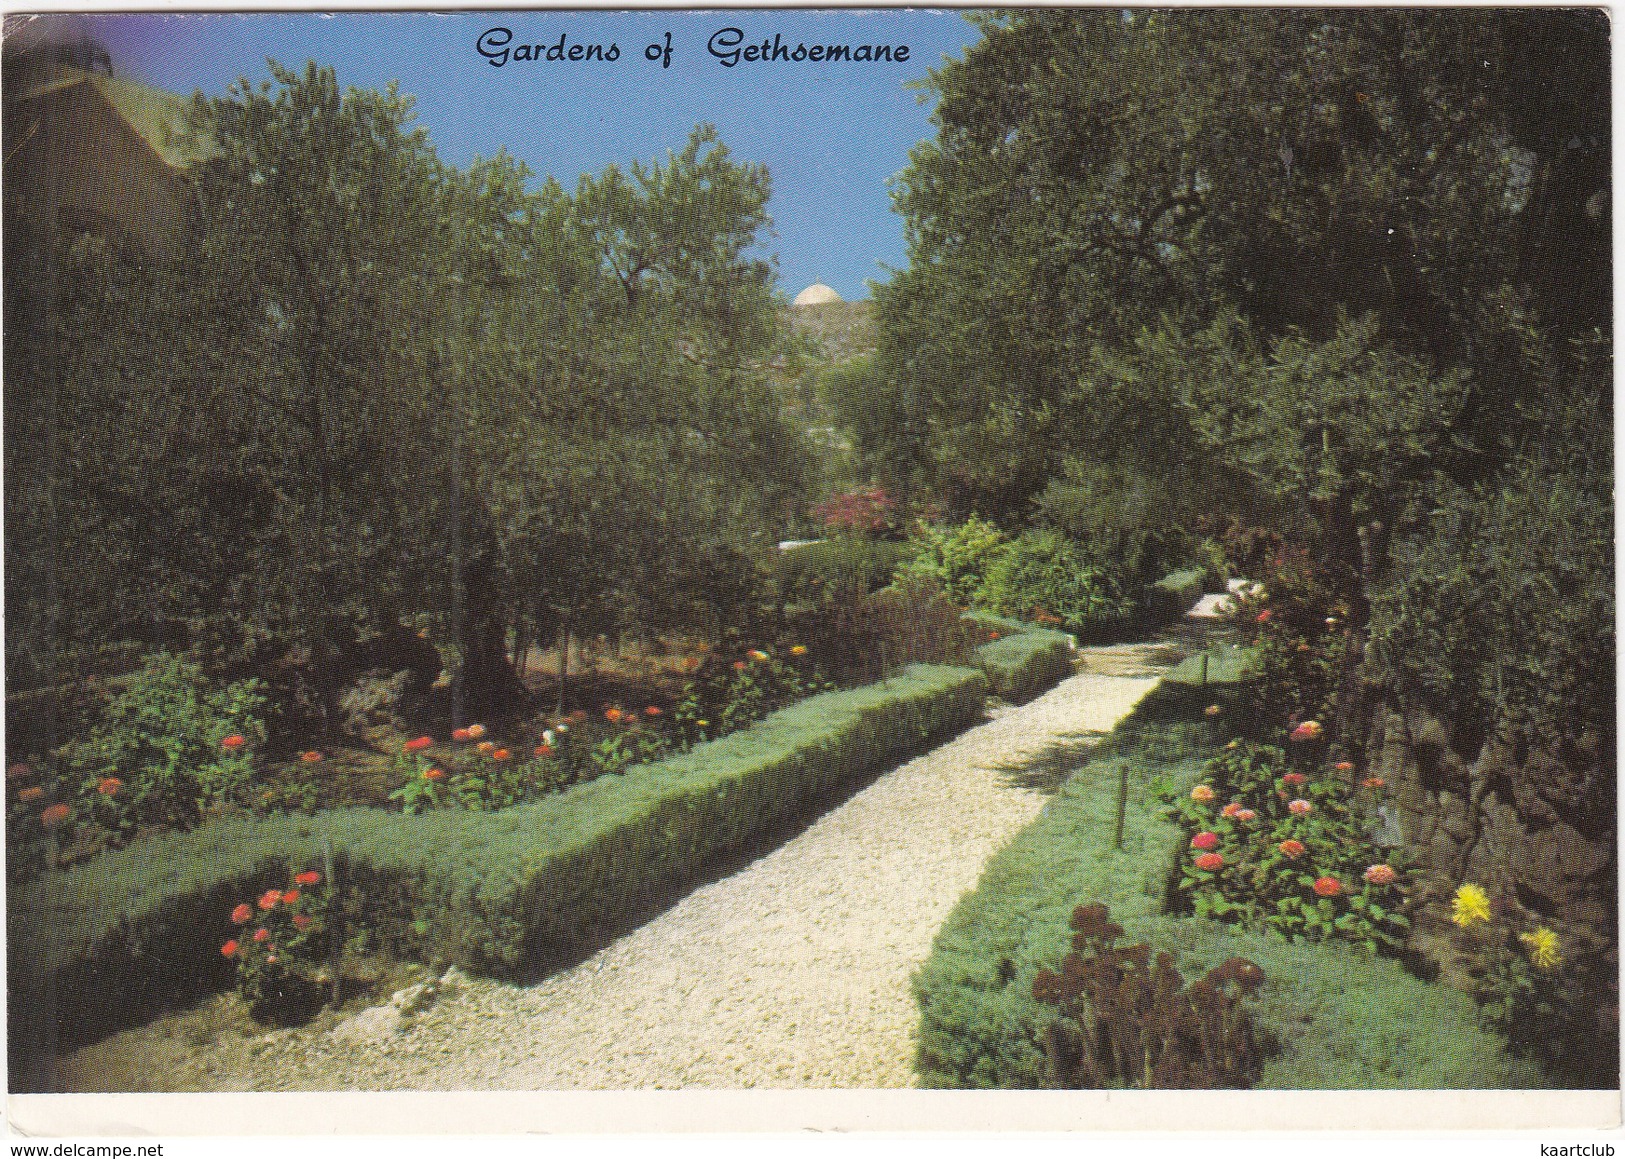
[67,633,1206,1092]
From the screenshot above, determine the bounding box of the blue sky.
[75,10,986,303]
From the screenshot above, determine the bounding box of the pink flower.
[1235,809,1256,822]
[1191,831,1220,851]
[1313,876,1343,898]
[1282,772,1308,786]
[1363,864,1397,886]
[1288,798,1313,815]
[1290,720,1324,742]
[1194,852,1224,872]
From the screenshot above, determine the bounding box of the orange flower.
[1235,808,1256,822]
[1194,852,1224,872]
[452,727,473,743]
[221,734,246,750]
[988,631,1000,640]
[231,903,253,924]
[282,889,300,905]
[1278,839,1306,859]
[17,786,42,802]
[1313,876,1343,897]
[97,776,123,796]
[253,927,269,942]
[422,767,446,782]
[221,940,240,957]
[294,871,320,886]
[1190,785,1216,803]
[644,706,662,717]
[301,751,324,763]
[1221,802,1242,818]
[258,890,282,910]
[534,744,554,758]
[1362,777,1386,790]
[605,708,624,723]
[403,736,433,753]
[748,649,769,662]
[492,748,512,761]
[732,661,748,672]
[1334,760,1354,772]
[41,803,70,829]
[1255,610,1272,624]
[466,724,488,740]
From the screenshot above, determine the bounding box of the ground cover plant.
[911,673,1548,1090]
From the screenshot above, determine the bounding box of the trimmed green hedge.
[1141,567,1207,627]
[964,612,1075,703]
[912,679,1550,1090]
[10,663,988,1080]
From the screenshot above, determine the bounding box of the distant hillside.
[786,300,876,364]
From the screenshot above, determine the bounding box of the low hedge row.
[911,676,1548,1090]
[1141,567,1207,627]
[10,663,989,1084]
[964,612,1075,703]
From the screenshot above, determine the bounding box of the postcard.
[2,5,1617,1139]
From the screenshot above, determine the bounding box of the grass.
[912,670,1549,1090]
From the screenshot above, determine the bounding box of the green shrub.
[55,651,266,836]
[980,529,1136,641]
[895,516,1010,607]
[774,537,910,610]
[969,624,1074,704]
[1142,567,1206,627]
[9,663,989,1083]
[912,682,1549,1090]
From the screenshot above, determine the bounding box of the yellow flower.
[790,645,808,656]
[1519,927,1562,971]
[1451,883,1491,928]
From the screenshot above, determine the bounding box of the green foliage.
[1233,544,1351,732]
[55,651,266,835]
[912,681,1545,1090]
[1032,903,1269,1089]
[980,530,1135,640]
[895,516,1010,607]
[10,664,990,1077]
[1142,569,1206,628]
[774,538,911,610]
[221,868,333,1022]
[1159,743,1410,953]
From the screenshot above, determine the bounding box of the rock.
[439,966,469,992]
[390,980,438,1014]
[330,1004,405,1045]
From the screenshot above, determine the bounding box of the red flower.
[1278,839,1307,859]
[1362,777,1386,790]
[1191,831,1220,851]
[282,889,300,905]
[422,767,446,782]
[253,927,269,942]
[220,734,246,750]
[1194,852,1224,872]
[221,940,239,958]
[1313,876,1343,897]
[1363,864,1397,886]
[452,727,473,743]
[1255,610,1272,624]
[988,631,1000,641]
[534,744,554,758]
[258,890,282,910]
[292,914,312,930]
[231,903,253,924]
[40,803,70,829]
[644,705,662,717]
[403,736,433,753]
[294,871,320,886]
[301,751,324,763]
[732,661,748,672]
[492,748,512,762]
[97,776,123,796]
[606,707,625,722]
[1282,772,1308,786]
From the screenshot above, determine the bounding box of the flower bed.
[911,676,1548,1090]
[10,662,988,1087]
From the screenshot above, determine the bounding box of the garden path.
[65,617,1217,1092]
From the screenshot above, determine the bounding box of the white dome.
[793,282,843,307]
